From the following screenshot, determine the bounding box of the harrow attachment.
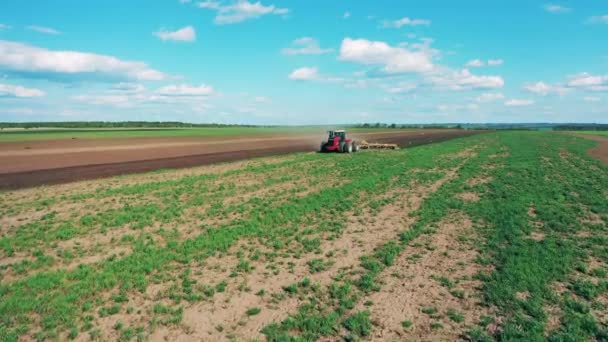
[358,140,399,150]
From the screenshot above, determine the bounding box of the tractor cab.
[320,130,358,153]
[328,130,346,141]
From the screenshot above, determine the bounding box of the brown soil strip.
[0,145,313,190]
[0,130,481,190]
[0,153,299,216]
[572,134,608,166]
[457,192,481,202]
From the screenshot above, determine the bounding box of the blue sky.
[0,0,606,124]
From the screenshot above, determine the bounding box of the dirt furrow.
[147,167,464,341]
[361,213,492,341]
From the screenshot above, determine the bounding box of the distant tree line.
[356,123,463,129]
[553,124,608,131]
[0,122,261,129]
[4,121,602,131]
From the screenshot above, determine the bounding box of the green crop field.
[0,126,422,142]
[0,131,606,341]
[0,127,315,142]
[574,131,608,138]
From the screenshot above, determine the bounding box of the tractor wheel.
[320,142,326,153]
[339,142,346,153]
[344,142,353,153]
[353,142,360,152]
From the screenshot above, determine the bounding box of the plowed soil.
[0,129,480,189]
[575,134,608,166]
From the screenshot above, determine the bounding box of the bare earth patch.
[359,213,493,341]
[146,168,465,341]
[467,176,494,187]
[572,134,608,166]
[527,231,546,241]
[544,304,562,336]
[457,192,480,202]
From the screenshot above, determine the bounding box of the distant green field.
[0,132,606,341]
[0,127,317,142]
[574,131,608,137]
[0,127,433,142]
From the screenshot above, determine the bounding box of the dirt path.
[574,134,608,165]
[0,130,481,190]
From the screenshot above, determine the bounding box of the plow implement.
[358,140,399,150]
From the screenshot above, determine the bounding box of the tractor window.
[328,131,345,140]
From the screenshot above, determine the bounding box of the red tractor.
[320,130,360,153]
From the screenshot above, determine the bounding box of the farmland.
[575,131,608,138]
[0,127,463,143]
[0,131,607,341]
[0,128,477,189]
[0,127,315,142]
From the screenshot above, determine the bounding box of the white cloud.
[198,1,289,24]
[525,82,551,93]
[544,4,571,13]
[287,67,345,84]
[475,92,504,102]
[584,96,600,102]
[343,12,351,19]
[383,17,431,28]
[254,96,269,103]
[567,73,608,91]
[338,38,503,91]
[74,94,133,107]
[466,59,503,67]
[466,59,484,67]
[505,99,534,107]
[344,79,368,89]
[427,68,504,90]
[74,83,215,108]
[524,81,569,95]
[198,0,221,9]
[589,15,608,24]
[0,83,45,97]
[111,82,145,93]
[288,67,320,81]
[383,81,418,94]
[156,84,214,96]
[436,103,480,112]
[27,25,61,35]
[567,73,607,87]
[282,37,333,55]
[154,26,196,42]
[0,24,11,31]
[0,40,167,81]
[339,37,434,74]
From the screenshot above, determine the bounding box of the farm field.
[570,132,608,165]
[575,131,608,138]
[0,128,477,190]
[0,127,318,142]
[0,127,458,142]
[0,131,606,341]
